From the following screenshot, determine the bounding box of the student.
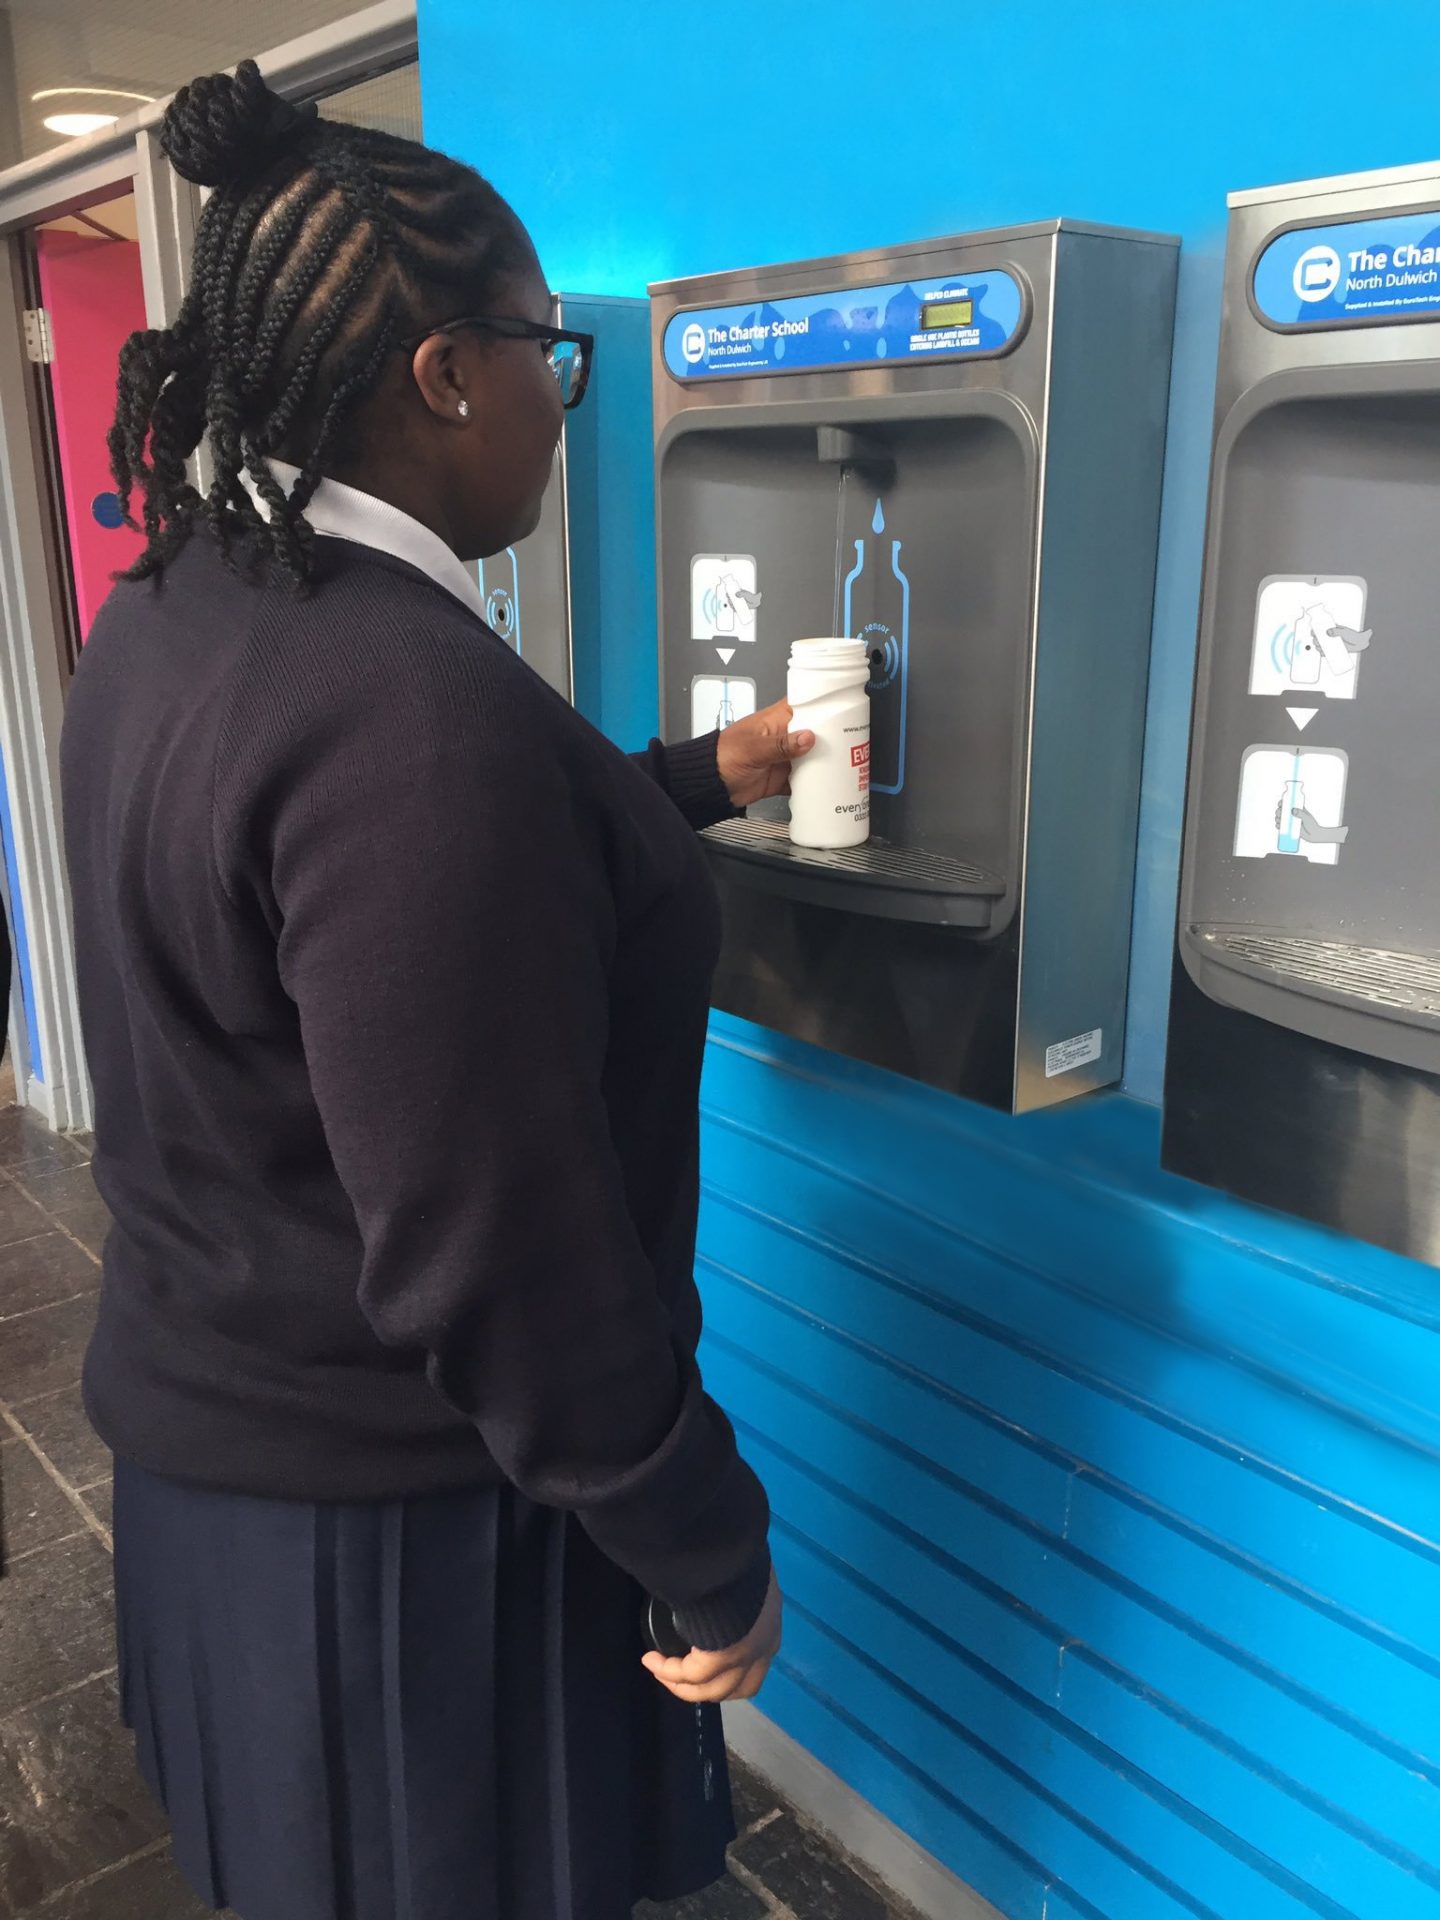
[62,62,809,1920]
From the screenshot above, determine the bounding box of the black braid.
[109,59,529,592]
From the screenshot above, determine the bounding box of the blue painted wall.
[421,6,1440,1914]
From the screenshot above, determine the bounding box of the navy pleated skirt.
[113,1460,735,1920]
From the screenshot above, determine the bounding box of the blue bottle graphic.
[842,497,910,794]
[1276,752,1304,854]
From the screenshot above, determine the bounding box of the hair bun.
[160,58,317,188]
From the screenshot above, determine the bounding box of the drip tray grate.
[702,818,1005,929]
[1194,927,1440,1022]
[704,817,1002,892]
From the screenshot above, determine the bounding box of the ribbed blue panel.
[699,1017,1440,1920]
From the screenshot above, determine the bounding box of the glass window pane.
[321,64,422,142]
[0,1,414,167]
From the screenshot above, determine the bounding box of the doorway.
[30,189,147,660]
[0,161,153,1128]
[28,190,149,667]
[0,185,148,1113]
[0,10,420,1136]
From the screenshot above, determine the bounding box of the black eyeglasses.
[399,314,594,411]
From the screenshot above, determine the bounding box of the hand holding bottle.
[716,701,815,806]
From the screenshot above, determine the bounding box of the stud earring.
[457,399,470,419]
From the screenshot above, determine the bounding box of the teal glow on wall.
[420,7,1440,1913]
[1,747,42,1083]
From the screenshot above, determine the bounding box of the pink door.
[35,208,148,643]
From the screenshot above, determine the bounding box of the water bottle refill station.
[479,293,650,710]
[1164,162,1440,1262]
[650,226,1178,1111]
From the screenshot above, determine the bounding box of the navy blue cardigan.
[62,527,770,1650]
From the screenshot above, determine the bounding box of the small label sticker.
[1045,1028,1102,1079]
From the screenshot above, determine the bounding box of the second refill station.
[1165,162,1440,1262]
[650,224,1178,1112]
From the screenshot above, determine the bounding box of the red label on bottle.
[850,742,871,768]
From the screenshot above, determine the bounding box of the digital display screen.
[922,298,974,330]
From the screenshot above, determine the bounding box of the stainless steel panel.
[1164,965,1440,1264]
[652,224,1177,1111]
[1015,229,1177,1110]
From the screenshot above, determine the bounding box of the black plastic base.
[703,819,1004,929]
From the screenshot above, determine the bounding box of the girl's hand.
[716,703,815,807]
[642,1573,784,1704]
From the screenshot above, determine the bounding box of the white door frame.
[0,2,418,1130]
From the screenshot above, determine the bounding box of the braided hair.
[108,60,530,590]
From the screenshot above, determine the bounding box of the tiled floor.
[0,1104,911,1919]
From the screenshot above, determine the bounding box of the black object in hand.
[646,1596,692,1659]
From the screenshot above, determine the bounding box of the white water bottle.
[786,637,871,849]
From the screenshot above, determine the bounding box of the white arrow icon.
[716,647,736,666]
[1286,706,1318,732]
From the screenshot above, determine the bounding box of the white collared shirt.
[244,458,487,622]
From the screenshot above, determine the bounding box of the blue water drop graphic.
[875,337,888,358]
[872,499,885,534]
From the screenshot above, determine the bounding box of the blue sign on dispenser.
[663,269,1025,381]
[1253,208,1440,329]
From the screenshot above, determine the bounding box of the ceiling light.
[32,86,154,105]
[32,86,155,139]
[42,111,119,136]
